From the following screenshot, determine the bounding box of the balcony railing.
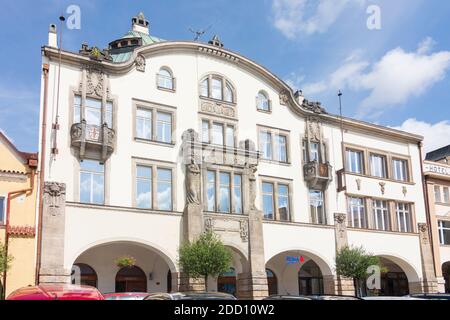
[70,121,115,161]
[303,161,333,189]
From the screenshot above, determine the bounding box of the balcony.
[70,121,115,161]
[303,161,333,189]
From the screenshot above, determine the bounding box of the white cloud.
[271,0,365,38]
[300,38,450,118]
[393,118,450,154]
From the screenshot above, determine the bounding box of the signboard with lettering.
[424,163,450,177]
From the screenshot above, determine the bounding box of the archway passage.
[217,268,237,296]
[298,260,324,295]
[443,262,450,293]
[72,263,98,287]
[266,269,278,295]
[369,257,410,296]
[72,241,176,293]
[116,266,147,293]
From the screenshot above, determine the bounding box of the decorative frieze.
[203,215,249,242]
[200,100,236,118]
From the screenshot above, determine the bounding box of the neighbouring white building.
[36,13,438,298]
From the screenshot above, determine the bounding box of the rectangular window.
[233,174,242,214]
[226,126,235,147]
[136,108,152,140]
[259,131,272,160]
[348,197,366,228]
[105,101,113,128]
[275,135,288,163]
[157,168,172,211]
[212,123,224,145]
[74,95,81,123]
[262,182,275,220]
[202,120,210,143]
[310,190,326,224]
[218,172,231,213]
[346,149,364,174]
[435,186,442,203]
[302,140,307,162]
[396,203,412,233]
[444,187,450,204]
[136,165,152,209]
[278,184,290,221]
[393,159,408,182]
[372,200,390,231]
[211,78,222,100]
[156,112,172,143]
[80,160,104,205]
[207,171,216,212]
[200,79,209,97]
[0,196,5,224]
[438,220,450,245]
[310,142,320,162]
[370,153,387,178]
[85,97,102,126]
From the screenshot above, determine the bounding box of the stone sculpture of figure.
[245,163,258,211]
[186,163,201,205]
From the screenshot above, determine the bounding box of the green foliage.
[335,246,383,280]
[179,231,232,289]
[115,255,136,268]
[0,241,13,275]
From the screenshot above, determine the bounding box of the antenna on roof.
[189,25,212,41]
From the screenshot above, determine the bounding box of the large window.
[206,170,242,214]
[438,221,450,245]
[202,119,235,147]
[200,75,235,103]
[259,129,289,163]
[157,68,174,90]
[396,203,412,233]
[310,190,326,224]
[80,160,104,205]
[392,159,408,182]
[0,196,5,224]
[74,95,113,129]
[435,186,442,203]
[256,91,270,112]
[346,149,364,174]
[135,164,173,211]
[85,97,102,127]
[74,95,81,123]
[348,197,366,228]
[372,200,390,231]
[262,180,291,221]
[135,105,174,144]
[444,187,450,204]
[370,153,388,178]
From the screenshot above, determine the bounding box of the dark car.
[144,292,237,300]
[7,284,104,300]
[263,295,312,300]
[409,293,450,300]
[104,292,150,300]
[307,295,362,300]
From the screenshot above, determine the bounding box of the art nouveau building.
[37,13,438,298]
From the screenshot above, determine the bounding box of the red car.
[7,284,104,300]
[103,292,150,300]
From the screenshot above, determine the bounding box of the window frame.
[260,176,293,222]
[133,100,176,146]
[395,202,413,233]
[0,195,6,225]
[79,159,105,205]
[201,118,236,148]
[369,153,388,179]
[132,158,176,212]
[256,90,272,113]
[345,148,365,175]
[372,199,390,231]
[392,158,409,182]
[438,220,450,245]
[72,93,115,130]
[156,67,176,92]
[347,196,367,229]
[258,126,290,164]
[309,189,327,225]
[199,74,236,104]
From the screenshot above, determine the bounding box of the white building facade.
[37,13,437,298]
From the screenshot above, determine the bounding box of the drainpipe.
[2,169,36,298]
[419,142,438,278]
[35,63,50,286]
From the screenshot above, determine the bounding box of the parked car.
[362,296,425,300]
[307,295,362,300]
[144,292,237,300]
[104,292,150,300]
[408,293,450,300]
[263,295,312,300]
[7,284,104,300]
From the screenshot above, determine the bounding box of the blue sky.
[0,0,449,153]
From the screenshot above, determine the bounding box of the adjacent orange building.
[0,131,38,298]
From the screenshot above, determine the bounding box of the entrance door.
[381,272,409,296]
[217,268,236,296]
[115,266,147,293]
[298,260,324,295]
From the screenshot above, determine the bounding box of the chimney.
[131,12,149,35]
[48,24,58,48]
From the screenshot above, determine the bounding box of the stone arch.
[375,253,421,283]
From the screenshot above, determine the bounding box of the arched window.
[157,68,174,90]
[115,266,147,293]
[298,260,324,295]
[199,75,235,103]
[266,268,278,296]
[257,91,270,111]
[72,263,98,288]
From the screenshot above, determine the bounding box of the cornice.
[42,42,423,144]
